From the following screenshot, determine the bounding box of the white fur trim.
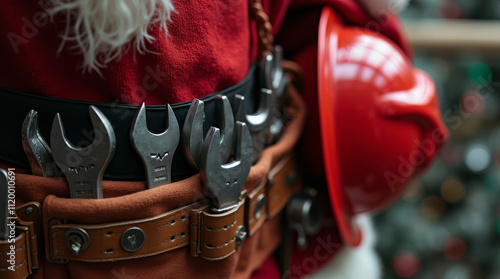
[48,0,175,73]
[359,0,409,16]
[310,215,382,279]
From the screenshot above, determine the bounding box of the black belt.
[0,63,261,180]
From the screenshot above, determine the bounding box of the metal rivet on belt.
[25,207,33,215]
[235,226,247,248]
[121,227,145,252]
[64,228,90,255]
[254,193,267,220]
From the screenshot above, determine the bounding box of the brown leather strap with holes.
[190,198,246,260]
[249,0,274,60]
[48,200,206,262]
[46,156,301,263]
[267,155,302,219]
[0,229,30,279]
[0,202,41,279]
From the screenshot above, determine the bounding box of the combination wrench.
[200,121,253,211]
[130,103,180,188]
[50,106,116,199]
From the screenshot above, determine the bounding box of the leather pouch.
[9,85,305,279]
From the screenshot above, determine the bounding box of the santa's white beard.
[48,0,175,73]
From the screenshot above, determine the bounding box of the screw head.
[25,207,33,215]
[121,227,145,252]
[64,228,90,255]
[235,226,247,248]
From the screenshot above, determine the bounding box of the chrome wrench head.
[50,106,116,199]
[200,121,253,212]
[130,103,180,188]
[233,89,273,162]
[263,45,288,98]
[21,110,59,177]
[182,95,235,170]
[263,46,291,145]
[0,169,8,239]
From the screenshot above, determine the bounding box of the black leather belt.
[0,63,261,180]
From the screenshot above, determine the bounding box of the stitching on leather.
[103,249,114,254]
[205,220,236,232]
[53,228,59,256]
[204,236,236,249]
[161,232,187,244]
[0,258,26,271]
[0,243,25,253]
[160,215,187,228]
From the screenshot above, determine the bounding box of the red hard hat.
[317,7,449,246]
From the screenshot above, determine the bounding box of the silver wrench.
[233,88,273,162]
[182,95,234,170]
[21,110,59,177]
[0,169,8,239]
[200,121,252,212]
[264,46,291,144]
[50,106,116,199]
[130,103,179,188]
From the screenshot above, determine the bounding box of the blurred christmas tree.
[374,1,500,278]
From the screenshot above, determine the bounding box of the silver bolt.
[64,228,90,255]
[25,207,33,215]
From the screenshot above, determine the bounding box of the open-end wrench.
[0,169,8,240]
[263,45,287,98]
[50,106,116,199]
[263,46,291,144]
[182,95,234,170]
[233,88,273,162]
[130,103,179,188]
[21,110,59,177]
[199,121,252,212]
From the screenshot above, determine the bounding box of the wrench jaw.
[200,122,252,212]
[50,106,116,199]
[22,110,59,177]
[234,89,273,162]
[182,96,235,170]
[130,103,180,188]
[182,99,205,170]
[263,46,288,99]
[264,46,291,145]
[215,95,235,164]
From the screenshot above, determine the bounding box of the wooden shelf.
[404,20,500,54]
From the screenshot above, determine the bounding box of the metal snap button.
[120,227,145,252]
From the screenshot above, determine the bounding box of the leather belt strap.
[45,155,300,263]
[0,63,260,181]
[48,200,205,262]
[0,203,41,279]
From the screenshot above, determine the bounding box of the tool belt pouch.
[5,84,305,279]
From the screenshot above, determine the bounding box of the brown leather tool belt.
[0,83,306,279]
